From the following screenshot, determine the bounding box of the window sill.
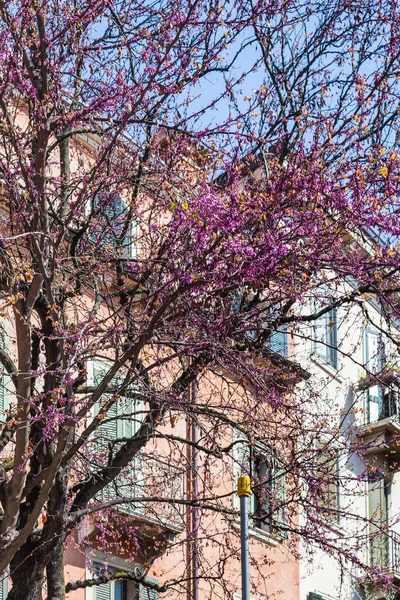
[232,519,279,547]
[310,355,344,384]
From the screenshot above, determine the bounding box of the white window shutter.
[95,581,112,600]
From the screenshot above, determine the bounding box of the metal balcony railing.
[95,453,186,528]
[369,530,400,575]
[365,390,400,426]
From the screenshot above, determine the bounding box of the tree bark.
[8,539,46,600]
[46,537,66,600]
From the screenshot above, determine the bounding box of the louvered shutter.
[118,395,144,515]
[273,457,287,539]
[93,364,119,443]
[0,574,7,600]
[91,360,147,515]
[315,442,339,522]
[92,363,119,504]
[93,563,113,600]
[95,582,112,600]
[232,431,254,514]
[369,477,389,568]
[139,581,159,600]
[0,328,8,423]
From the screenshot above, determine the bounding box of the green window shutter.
[315,442,340,523]
[272,458,287,539]
[369,477,389,568]
[94,397,118,442]
[0,574,8,600]
[307,594,323,600]
[118,395,144,515]
[121,397,133,440]
[0,328,9,424]
[92,362,119,505]
[93,362,119,441]
[91,360,146,515]
[232,430,254,514]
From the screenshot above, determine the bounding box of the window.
[268,325,288,357]
[88,360,145,514]
[365,328,387,423]
[138,580,159,600]
[92,563,127,600]
[252,448,287,537]
[368,474,390,569]
[314,441,340,523]
[314,307,338,368]
[88,193,138,259]
[89,563,159,600]
[232,432,287,539]
[267,305,288,357]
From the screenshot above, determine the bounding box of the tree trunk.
[8,541,45,600]
[46,537,65,600]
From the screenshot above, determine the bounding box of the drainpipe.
[186,375,199,600]
[192,378,199,600]
[186,408,193,600]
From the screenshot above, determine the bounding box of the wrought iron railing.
[365,389,400,426]
[369,530,400,575]
[95,453,186,528]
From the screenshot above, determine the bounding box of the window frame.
[313,306,338,369]
[86,192,139,260]
[314,440,341,524]
[364,327,387,423]
[86,359,145,515]
[232,431,287,539]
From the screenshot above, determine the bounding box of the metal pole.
[192,379,199,600]
[237,476,252,600]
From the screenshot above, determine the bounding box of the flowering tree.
[1,0,400,599]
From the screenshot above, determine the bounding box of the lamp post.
[237,475,252,600]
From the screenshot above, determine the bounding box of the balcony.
[85,452,186,559]
[361,531,400,596]
[96,453,186,528]
[356,387,400,468]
